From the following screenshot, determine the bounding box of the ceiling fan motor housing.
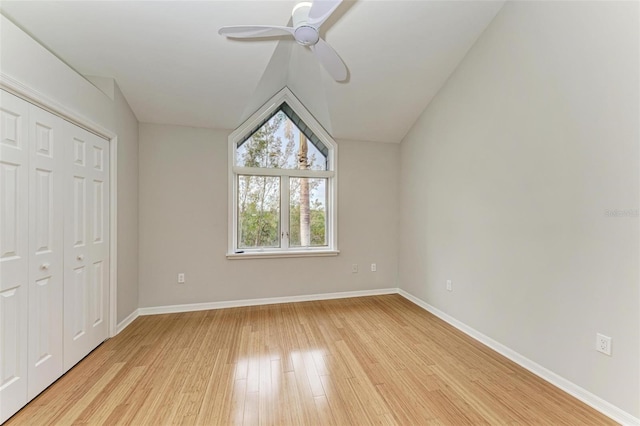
[294,26,319,46]
[292,2,319,46]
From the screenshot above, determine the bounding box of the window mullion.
[281,176,290,250]
[233,166,333,179]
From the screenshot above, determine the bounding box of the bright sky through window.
[236,111,327,172]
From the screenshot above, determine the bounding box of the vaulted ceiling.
[0,1,504,143]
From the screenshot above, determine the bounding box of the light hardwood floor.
[8,295,615,425]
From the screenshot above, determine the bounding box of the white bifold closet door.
[63,120,109,371]
[0,89,30,423]
[27,104,65,399]
[0,90,110,423]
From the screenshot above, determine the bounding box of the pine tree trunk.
[298,134,310,246]
[255,176,268,246]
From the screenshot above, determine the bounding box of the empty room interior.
[0,0,638,424]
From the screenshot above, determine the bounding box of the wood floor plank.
[7,295,617,425]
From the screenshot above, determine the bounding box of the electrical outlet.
[446,279,452,292]
[371,263,377,272]
[596,333,612,356]
[178,273,185,284]
[351,264,358,273]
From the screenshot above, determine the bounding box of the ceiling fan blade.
[307,0,343,28]
[310,38,347,82]
[218,25,294,39]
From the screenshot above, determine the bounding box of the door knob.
[40,263,50,270]
[77,254,84,261]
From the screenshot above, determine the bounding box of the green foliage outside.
[238,176,280,248]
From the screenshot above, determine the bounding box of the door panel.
[0,289,21,383]
[0,90,29,424]
[33,277,53,365]
[34,169,53,252]
[64,126,109,370]
[92,261,104,326]
[0,163,19,258]
[93,180,104,244]
[27,105,64,400]
[88,135,109,351]
[71,265,87,340]
[72,176,86,247]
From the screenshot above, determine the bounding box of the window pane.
[238,175,280,249]
[236,111,327,170]
[289,178,327,247]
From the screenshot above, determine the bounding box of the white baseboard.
[115,308,139,335]
[137,287,399,316]
[397,289,640,426]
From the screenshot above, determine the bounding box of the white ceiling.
[0,0,504,143]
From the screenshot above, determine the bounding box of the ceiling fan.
[218,0,347,82]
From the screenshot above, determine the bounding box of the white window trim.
[227,87,338,259]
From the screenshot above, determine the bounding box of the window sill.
[226,250,340,260]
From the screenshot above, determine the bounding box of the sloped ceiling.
[0,1,504,143]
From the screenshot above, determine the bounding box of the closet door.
[27,105,64,399]
[0,91,29,423]
[64,125,109,370]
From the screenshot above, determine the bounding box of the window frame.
[227,88,339,259]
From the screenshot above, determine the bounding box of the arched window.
[227,88,338,258]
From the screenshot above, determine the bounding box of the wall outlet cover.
[596,333,612,356]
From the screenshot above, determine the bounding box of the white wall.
[138,123,399,307]
[399,1,639,418]
[0,15,139,323]
[112,83,139,321]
